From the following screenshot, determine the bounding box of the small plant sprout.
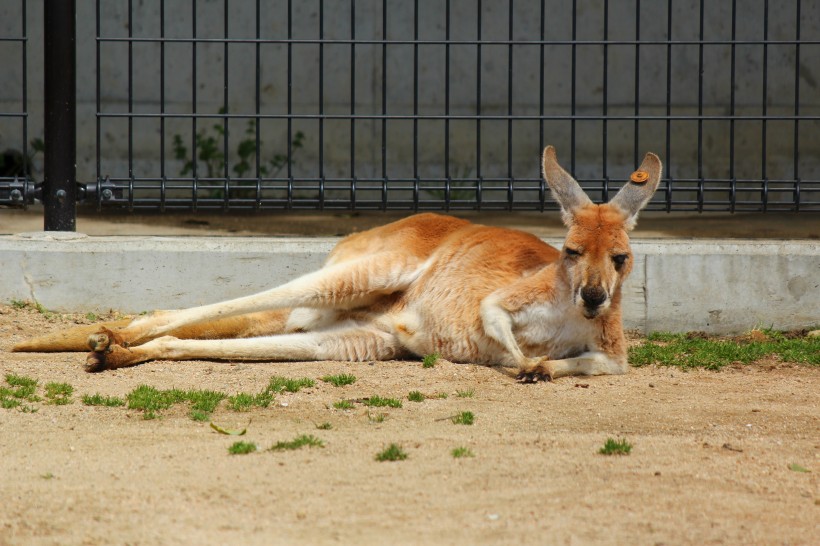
[227,391,273,412]
[451,447,475,458]
[368,412,387,423]
[451,411,475,425]
[422,353,440,368]
[316,422,333,430]
[599,438,633,456]
[321,374,357,387]
[45,382,73,405]
[456,389,475,398]
[228,441,257,455]
[333,400,354,410]
[266,376,315,394]
[81,394,125,407]
[375,443,408,462]
[361,396,402,408]
[269,434,324,452]
[408,391,425,402]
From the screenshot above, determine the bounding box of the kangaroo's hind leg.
[85,325,407,371]
[87,252,424,358]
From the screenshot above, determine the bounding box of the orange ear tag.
[630,170,649,184]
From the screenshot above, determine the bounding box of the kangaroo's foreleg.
[515,352,629,382]
[85,326,407,371]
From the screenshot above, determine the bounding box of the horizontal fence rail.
[1,0,819,222]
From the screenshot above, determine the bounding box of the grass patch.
[266,376,315,394]
[227,391,273,411]
[269,434,324,451]
[81,393,125,407]
[321,374,357,387]
[451,411,475,425]
[456,389,474,398]
[451,446,475,458]
[126,385,226,420]
[44,382,73,405]
[333,400,354,410]
[630,330,820,370]
[4,374,40,402]
[85,312,99,322]
[316,422,333,430]
[375,443,408,462]
[362,395,402,408]
[228,441,257,455]
[422,353,440,368]
[408,391,425,402]
[599,438,632,456]
[10,299,28,310]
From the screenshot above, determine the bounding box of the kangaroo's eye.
[565,247,582,257]
[612,254,628,266]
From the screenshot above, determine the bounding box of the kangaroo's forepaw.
[516,360,555,383]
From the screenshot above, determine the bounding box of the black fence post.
[43,0,77,231]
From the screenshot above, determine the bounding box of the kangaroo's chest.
[512,301,599,359]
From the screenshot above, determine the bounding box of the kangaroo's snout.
[580,285,608,316]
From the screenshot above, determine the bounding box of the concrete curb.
[1,234,817,333]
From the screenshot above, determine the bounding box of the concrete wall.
[0,234,817,334]
[2,1,819,196]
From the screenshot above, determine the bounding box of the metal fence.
[1,1,819,229]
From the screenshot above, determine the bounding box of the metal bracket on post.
[43,0,77,231]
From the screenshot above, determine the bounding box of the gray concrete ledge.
[1,234,817,334]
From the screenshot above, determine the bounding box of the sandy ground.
[0,305,817,546]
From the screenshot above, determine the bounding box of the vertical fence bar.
[191,2,198,210]
[538,0,545,210]
[21,0,28,182]
[571,0,577,173]
[412,0,419,209]
[633,0,640,166]
[316,0,323,208]
[761,0,769,211]
[350,0,356,209]
[127,0,134,200]
[696,0,704,211]
[793,0,801,210]
[95,1,101,210]
[254,0,261,208]
[222,0,230,207]
[506,0,514,208]
[729,0,737,212]
[43,0,77,231]
[444,0,451,210]
[475,0,482,208]
[381,0,387,210]
[664,0,673,211]
[160,0,166,211]
[601,0,609,201]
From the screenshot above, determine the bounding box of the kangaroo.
[13,146,661,381]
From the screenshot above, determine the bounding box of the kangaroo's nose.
[581,286,607,308]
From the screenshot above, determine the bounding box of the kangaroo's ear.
[542,146,592,225]
[609,152,662,230]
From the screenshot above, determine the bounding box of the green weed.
[408,391,425,402]
[227,391,273,411]
[599,438,632,456]
[375,443,408,462]
[228,441,257,455]
[321,374,357,387]
[368,412,387,423]
[44,382,73,405]
[333,400,354,410]
[456,389,474,398]
[316,422,333,430]
[269,434,324,452]
[266,376,315,394]
[451,411,475,425]
[362,395,402,408]
[451,447,475,458]
[422,353,440,368]
[81,394,125,407]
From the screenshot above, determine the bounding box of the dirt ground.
[0,305,817,546]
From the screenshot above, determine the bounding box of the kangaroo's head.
[542,146,661,319]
